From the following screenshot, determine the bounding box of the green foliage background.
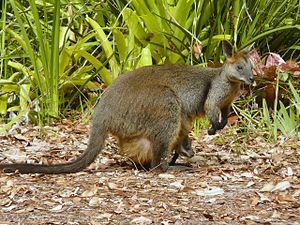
[0,0,299,131]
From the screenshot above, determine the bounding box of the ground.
[0,120,299,224]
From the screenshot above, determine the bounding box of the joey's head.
[222,40,255,85]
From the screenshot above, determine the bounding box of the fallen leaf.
[169,180,183,190]
[271,210,281,219]
[241,215,260,221]
[250,196,260,206]
[81,186,98,197]
[15,206,34,213]
[131,216,152,224]
[158,174,175,179]
[50,204,63,212]
[0,198,12,206]
[293,189,300,197]
[95,213,113,220]
[246,181,255,187]
[277,193,296,203]
[211,176,223,181]
[2,205,17,212]
[196,187,224,196]
[3,149,27,161]
[240,172,253,178]
[272,181,291,192]
[14,134,29,142]
[206,198,217,203]
[107,182,118,190]
[203,213,214,220]
[260,182,274,192]
[255,192,271,203]
[180,186,196,193]
[89,197,100,207]
[114,202,125,214]
[286,167,293,176]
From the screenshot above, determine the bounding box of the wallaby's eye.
[237,65,243,71]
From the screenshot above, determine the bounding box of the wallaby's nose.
[249,77,257,87]
[249,77,255,83]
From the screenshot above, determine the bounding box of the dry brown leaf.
[88,197,101,207]
[2,205,17,212]
[81,185,99,197]
[255,192,271,203]
[107,182,119,190]
[250,196,260,206]
[114,202,125,214]
[13,134,29,142]
[180,186,196,193]
[50,204,63,212]
[276,193,296,203]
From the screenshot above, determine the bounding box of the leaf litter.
[0,120,299,224]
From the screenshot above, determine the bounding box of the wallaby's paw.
[208,128,216,135]
[219,121,227,130]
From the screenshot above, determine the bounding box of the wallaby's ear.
[222,40,234,58]
[240,42,255,53]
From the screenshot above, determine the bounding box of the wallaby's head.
[222,40,255,85]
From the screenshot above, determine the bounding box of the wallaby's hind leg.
[150,118,182,172]
[150,142,170,172]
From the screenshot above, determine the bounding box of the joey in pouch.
[0,41,254,174]
[170,135,193,166]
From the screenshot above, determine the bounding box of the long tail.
[0,122,107,174]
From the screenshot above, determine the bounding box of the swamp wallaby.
[0,41,254,174]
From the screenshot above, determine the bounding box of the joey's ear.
[240,42,255,53]
[222,40,234,58]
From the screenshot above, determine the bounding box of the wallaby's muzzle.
[248,76,255,85]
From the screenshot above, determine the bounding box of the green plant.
[262,78,299,141]
[1,0,299,129]
[0,1,109,124]
[234,0,300,53]
[193,117,210,137]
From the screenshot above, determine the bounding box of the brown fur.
[227,52,249,63]
[0,41,254,174]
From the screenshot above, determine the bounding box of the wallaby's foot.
[208,127,216,135]
[168,165,193,172]
[150,161,169,173]
[209,119,228,135]
[219,119,227,130]
[136,161,169,172]
[169,162,192,167]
